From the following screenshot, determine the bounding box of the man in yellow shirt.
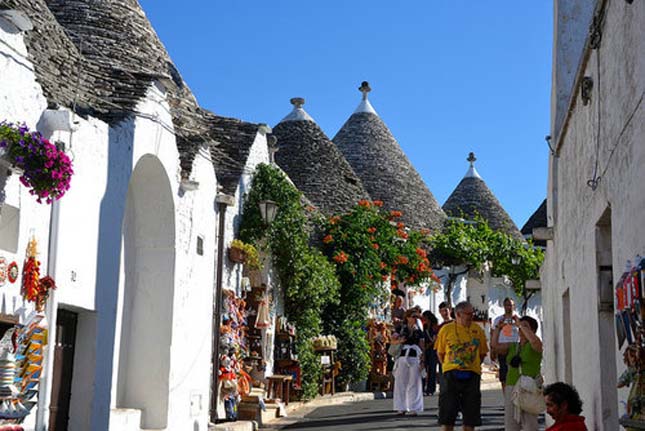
[435,301,488,431]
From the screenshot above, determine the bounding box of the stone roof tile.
[273,99,370,215]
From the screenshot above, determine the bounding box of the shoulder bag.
[511,344,546,415]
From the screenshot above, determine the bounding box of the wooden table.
[266,374,293,405]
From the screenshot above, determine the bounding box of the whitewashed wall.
[544,1,645,429]
[0,18,61,431]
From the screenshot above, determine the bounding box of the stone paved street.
[264,388,545,431]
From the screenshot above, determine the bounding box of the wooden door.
[49,309,78,431]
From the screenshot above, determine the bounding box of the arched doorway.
[117,155,175,429]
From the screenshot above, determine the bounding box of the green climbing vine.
[239,164,340,399]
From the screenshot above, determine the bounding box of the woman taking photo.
[492,315,543,430]
[392,309,426,416]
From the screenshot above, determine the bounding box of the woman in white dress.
[392,309,426,416]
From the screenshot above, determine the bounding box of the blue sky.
[139,1,552,227]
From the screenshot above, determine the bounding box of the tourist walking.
[544,382,588,430]
[422,310,439,395]
[392,309,426,416]
[436,301,488,431]
[492,315,542,430]
[491,297,519,392]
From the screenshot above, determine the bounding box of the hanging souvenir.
[255,296,271,329]
[21,237,57,312]
[22,238,41,305]
[7,262,18,284]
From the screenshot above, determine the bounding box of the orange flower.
[420,228,431,236]
[358,199,371,208]
[379,262,387,269]
[415,247,427,258]
[373,200,384,207]
[333,251,348,264]
[397,222,405,229]
[431,273,441,283]
[329,216,341,225]
[396,255,409,265]
[390,210,403,218]
[367,227,377,234]
[381,274,389,281]
[372,243,380,250]
[323,234,334,244]
[397,229,408,239]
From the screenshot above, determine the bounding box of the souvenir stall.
[0,236,54,431]
[616,255,645,429]
[220,239,285,423]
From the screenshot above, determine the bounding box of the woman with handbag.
[392,309,426,416]
[492,315,543,430]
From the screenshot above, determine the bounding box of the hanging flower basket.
[0,121,74,204]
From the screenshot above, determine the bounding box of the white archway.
[117,155,175,429]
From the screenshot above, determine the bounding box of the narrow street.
[265,388,546,431]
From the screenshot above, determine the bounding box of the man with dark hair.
[438,301,453,329]
[544,382,587,430]
[436,301,488,431]
[491,297,519,392]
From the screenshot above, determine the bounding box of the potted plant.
[228,239,247,263]
[0,121,73,203]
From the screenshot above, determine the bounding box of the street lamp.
[258,200,278,224]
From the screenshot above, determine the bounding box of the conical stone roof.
[273,98,370,215]
[5,0,263,193]
[332,82,446,231]
[443,152,522,237]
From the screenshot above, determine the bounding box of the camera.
[509,354,522,368]
[504,318,513,324]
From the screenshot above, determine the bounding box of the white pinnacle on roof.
[280,97,316,122]
[353,81,378,115]
[464,152,482,179]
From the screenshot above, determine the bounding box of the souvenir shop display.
[616,255,645,428]
[367,320,391,391]
[0,312,47,427]
[21,237,56,312]
[313,334,337,395]
[218,289,250,421]
[274,316,300,390]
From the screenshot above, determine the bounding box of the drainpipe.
[210,192,235,423]
[34,109,75,430]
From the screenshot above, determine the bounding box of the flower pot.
[228,247,246,264]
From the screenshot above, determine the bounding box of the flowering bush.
[321,201,437,385]
[0,122,74,203]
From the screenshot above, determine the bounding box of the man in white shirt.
[491,297,519,391]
